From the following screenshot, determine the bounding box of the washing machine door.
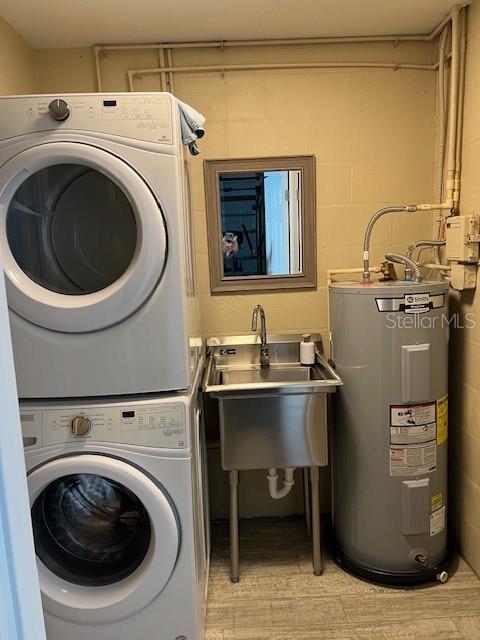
[28,454,180,624]
[0,142,167,332]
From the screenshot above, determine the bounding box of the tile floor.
[206,519,480,640]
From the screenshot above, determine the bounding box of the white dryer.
[0,93,201,399]
[20,364,210,640]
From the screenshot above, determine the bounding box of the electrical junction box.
[445,214,480,263]
[450,263,477,290]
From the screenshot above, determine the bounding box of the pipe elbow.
[267,467,296,500]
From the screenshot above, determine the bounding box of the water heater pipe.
[385,253,422,282]
[405,240,446,279]
[326,266,382,287]
[422,262,451,272]
[362,202,452,283]
[267,467,295,499]
[363,206,417,282]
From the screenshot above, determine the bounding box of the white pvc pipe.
[445,4,461,208]
[267,468,295,500]
[422,262,451,271]
[453,8,467,211]
[129,60,437,78]
[166,48,175,94]
[326,266,382,287]
[433,25,450,261]
[95,13,454,53]
[93,8,458,93]
[157,47,168,92]
[127,60,439,91]
[94,45,103,92]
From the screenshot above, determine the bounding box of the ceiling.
[1,0,464,49]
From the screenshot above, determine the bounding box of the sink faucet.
[251,304,269,369]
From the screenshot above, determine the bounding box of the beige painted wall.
[450,0,480,576]
[33,41,439,519]
[0,17,37,95]
[35,42,437,340]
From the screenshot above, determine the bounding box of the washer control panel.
[20,402,187,450]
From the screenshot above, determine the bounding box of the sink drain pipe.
[267,467,296,499]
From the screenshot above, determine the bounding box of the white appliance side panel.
[0,240,46,640]
[0,94,177,146]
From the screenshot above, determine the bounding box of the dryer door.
[28,454,179,624]
[0,142,167,332]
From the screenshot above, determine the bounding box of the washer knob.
[70,416,92,437]
[48,99,70,121]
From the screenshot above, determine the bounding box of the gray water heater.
[330,280,450,584]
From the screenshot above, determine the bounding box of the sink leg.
[310,466,323,576]
[303,468,311,537]
[229,470,240,583]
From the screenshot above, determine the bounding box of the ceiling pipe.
[93,7,462,92]
[127,61,440,91]
[95,9,457,52]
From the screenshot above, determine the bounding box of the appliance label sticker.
[390,423,436,445]
[431,492,443,512]
[389,442,437,477]
[436,395,448,445]
[430,506,446,536]
[391,402,436,428]
[390,402,437,446]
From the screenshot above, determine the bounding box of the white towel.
[175,98,206,155]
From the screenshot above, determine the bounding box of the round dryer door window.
[0,142,167,333]
[7,165,138,296]
[28,454,180,625]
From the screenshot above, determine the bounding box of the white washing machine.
[20,361,210,640]
[0,92,201,399]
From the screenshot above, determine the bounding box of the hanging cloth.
[175,98,206,156]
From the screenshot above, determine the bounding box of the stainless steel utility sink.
[203,334,342,471]
[220,365,314,385]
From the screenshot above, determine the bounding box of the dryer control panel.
[20,401,187,450]
[0,93,176,146]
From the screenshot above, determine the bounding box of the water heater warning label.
[389,442,437,476]
[390,402,437,445]
[430,505,446,536]
[389,402,437,476]
[391,403,436,428]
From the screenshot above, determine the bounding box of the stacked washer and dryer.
[0,93,209,639]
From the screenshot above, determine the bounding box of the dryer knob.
[70,416,92,437]
[48,99,70,121]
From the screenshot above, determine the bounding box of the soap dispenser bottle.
[300,334,315,365]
